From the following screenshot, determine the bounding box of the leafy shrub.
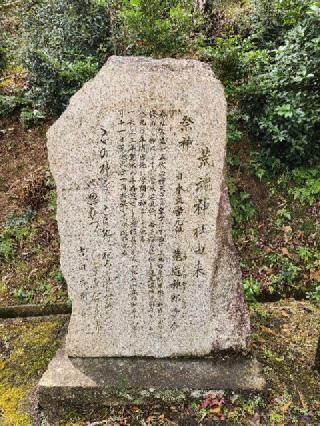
[250,0,313,48]
[227,110,244,144]
[242,1,320,168]
[247,7,320,166]
[207,1,319,169]
[249,152,267,180]
[201,37,244,83]
[307,285,320,302]
[0,92,31,118]
[111,0,202,58]
[243,276,261,302]
[0,95,18,117]
[20,108,45,129]
[289,167,320,204]
[20,0,112,115]
[13,287,34,304]
[227,177,256,226]
[266,253,301,295]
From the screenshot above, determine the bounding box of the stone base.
[38,347,265,421]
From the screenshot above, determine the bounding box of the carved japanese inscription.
[47,56,250,358]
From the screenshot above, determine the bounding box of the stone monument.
[38,56,264,418]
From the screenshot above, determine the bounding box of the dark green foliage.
[227,177,256,226]
[0,95,17,118]
[289,167,320,204]
[243,276,261,302]
[0,209,35,261]
[242,3,320,168]
[20,0,112,115]
[250,0,313,48]
[6,0,320,168]
[111,0,202,57]
[20,108,45,129]
[0,93,29,118]
[208,0,320,169]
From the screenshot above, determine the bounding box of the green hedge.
[242,2,320,168]
[111,0,202,58]
[207,0,320,169]
[20,0,112,115]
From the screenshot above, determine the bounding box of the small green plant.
[227,153,241,167]
[274,208,291,227]
[191,401,208,423]
[269,411,284,424]
[0,236,12,260]
[47,191,57,213]
[0,95,18,118]
[39,283,55,304]
[13,287,34,304]
[49,270,64,282]
[40,282,53,294]
[0,209,35,261]
[306,285,320,302]
[297,246,314,264]
[5,208,35,227]
[266,253,301,293]
[289,167,320,205]
[227,116,243,145]
[249,153,267,180]
[243,276,261,302]
[227,177,256,226]
[20,108,46,129]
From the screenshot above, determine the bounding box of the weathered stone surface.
[38,346,265,420]
[47,56,250,358]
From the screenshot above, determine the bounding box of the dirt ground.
[0,117,51,222]
[0,300,319,426]
[0,117,66,307]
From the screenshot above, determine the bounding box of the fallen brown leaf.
[261,325,277,336]
[298,390,307,410]
[310,269,320,282]
[280,401,292,412]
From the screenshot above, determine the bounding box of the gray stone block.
[38,347,265,420]
[47,56,250,358]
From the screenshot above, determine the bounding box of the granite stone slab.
[47,56,251,358]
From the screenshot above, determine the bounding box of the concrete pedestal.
[38,346,265,421]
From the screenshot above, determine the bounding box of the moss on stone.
[0,386,31,426]
[0,316,67,425]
